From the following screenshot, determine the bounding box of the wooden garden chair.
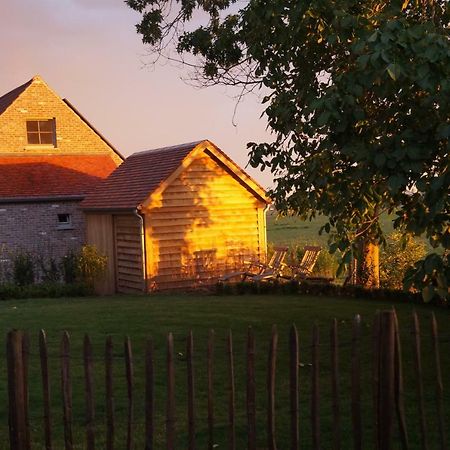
[282,246,322,281]
[219,246,289,282]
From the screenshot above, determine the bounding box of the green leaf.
[386,63,401,81]
[317,111,330,126]
[368,31,378,42]
[374,153,386,168]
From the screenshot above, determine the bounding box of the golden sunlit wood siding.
[143,154,267,290]
[85,214,115,295]
[113,215,144,293]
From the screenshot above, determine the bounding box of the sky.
[0,0,274,187]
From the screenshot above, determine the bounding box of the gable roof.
[0,78,33,115]
[81,140,270,211]
[0,75,124,162]
[0,154,118,201]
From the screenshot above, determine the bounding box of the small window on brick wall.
[26,119,56,146]
[57,213,72,230]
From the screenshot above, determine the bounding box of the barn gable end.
[82,140,270,293]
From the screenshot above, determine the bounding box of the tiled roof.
[81,141,202,210]
[0,78,33,115]
[0,154,118,200]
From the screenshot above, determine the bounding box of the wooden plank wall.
[144,154,267,290]
[85,214,115,295]
[114,215,144,293]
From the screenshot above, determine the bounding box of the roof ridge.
[131,140,206,157]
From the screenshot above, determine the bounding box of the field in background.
[266,211,433,253]
[0,295,447,448]
[266,211,395,247]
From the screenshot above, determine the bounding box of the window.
[57,213,72,230]
[26,119,56,145]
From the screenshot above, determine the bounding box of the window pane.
[39,120,53,133]
[40,132,54,144]
[26,121,38,132]
[27,132,40,144]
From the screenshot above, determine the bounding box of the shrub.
[379,232,426,290]
[0,282,93,300]
[12,252,35,286]
[77,245,107,285]
[61,250,79,284]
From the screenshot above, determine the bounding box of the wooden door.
[113,215,144,293]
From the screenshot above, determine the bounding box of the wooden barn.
[81,140,271,293]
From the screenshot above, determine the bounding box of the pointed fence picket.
[4,310,448,449]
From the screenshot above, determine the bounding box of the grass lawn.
[0,294,448,448]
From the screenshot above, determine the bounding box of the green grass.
[0,294,448,448]
[267,211,434,251]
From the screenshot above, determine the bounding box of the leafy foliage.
[77,245,107,286]
[12,252,35,286]
[127,0,450,293]
[379,231,426,290]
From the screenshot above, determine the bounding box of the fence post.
[378,311,396,450]
[7,330,27,450]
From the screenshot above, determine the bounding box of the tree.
[127,0,450,296]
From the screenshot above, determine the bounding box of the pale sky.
[0,0,274,187]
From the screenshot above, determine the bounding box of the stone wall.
[0,200,84,281]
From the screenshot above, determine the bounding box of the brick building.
[0,75,123,278]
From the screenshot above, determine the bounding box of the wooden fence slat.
[105,336,115,450]
[372,311,381,450]
[39,330,53,450]
[207,330,215,450]
[268,325,278,450]
[7,330,26,450]
[187,331,196,450]
[290,325,299,450]
[393,309,409,450]
[431,313,447,450]
[412,311,429,450]
[166,332,175,450]
[247,327,256,450]
[351,315,362,450]
[227,330,236,450]
[124,336,134,450]
[84,334,95,450]
[311,324,320,450]
[21,332,31,450]
[61,331,73,450]
[331,319,341,450]
[379,311,395,450]
[145,338,154,450]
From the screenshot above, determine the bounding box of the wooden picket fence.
[5,310,448,450]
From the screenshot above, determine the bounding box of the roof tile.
[81,141,201,210]
[0,154,118,199]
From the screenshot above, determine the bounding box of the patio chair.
[282,246,321,281]
[219,246,289,282]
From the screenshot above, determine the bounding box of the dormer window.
[26,119,56,145]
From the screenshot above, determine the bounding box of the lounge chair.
[219,246,289,282]
[282,246,321,281]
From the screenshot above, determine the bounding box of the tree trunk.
[355,239,380,288]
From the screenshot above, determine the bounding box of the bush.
[77,245,107,285]
[13,252,35,286]
[61,250,79,284]
[379,232,426,290]
[0,282,93,300]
